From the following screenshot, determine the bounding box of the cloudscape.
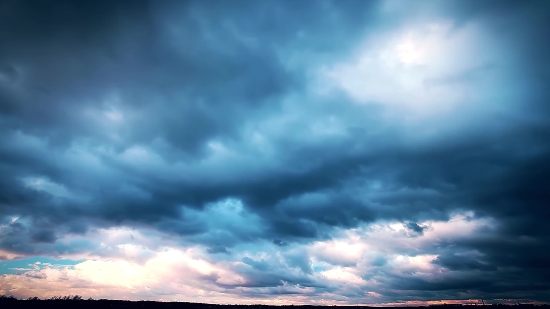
[1,0,549,305]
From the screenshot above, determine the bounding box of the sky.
[0,0,549,305]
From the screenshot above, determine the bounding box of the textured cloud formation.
[1,0,550,304]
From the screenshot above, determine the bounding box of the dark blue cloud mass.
[0,0,550,304]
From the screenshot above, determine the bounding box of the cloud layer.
[1,0,549,304]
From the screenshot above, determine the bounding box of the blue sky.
[0,0,549,305]
[0,257,82,275]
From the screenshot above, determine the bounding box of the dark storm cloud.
[433,253,496,272]
[206,245,230,255]
[0,0,386,239]
[1,0,550,303]
[272,239,289,247]
[404,222,426,236]
[0,0,376,149]
[30,230,57,244]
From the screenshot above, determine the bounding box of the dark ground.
[0,297,548,309]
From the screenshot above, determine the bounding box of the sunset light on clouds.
[1,0,550,305]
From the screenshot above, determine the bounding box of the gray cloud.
[1,0,550,304]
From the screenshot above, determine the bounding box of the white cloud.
[317,20,499,120]
[0,212,494,304]
[21,176,73,199]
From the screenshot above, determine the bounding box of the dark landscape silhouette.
[1,296,548,309]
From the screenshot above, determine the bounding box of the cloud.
[30,230,57,244]
[404,222,426,236]
[1,0,550,304]
[5,214,542,304]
